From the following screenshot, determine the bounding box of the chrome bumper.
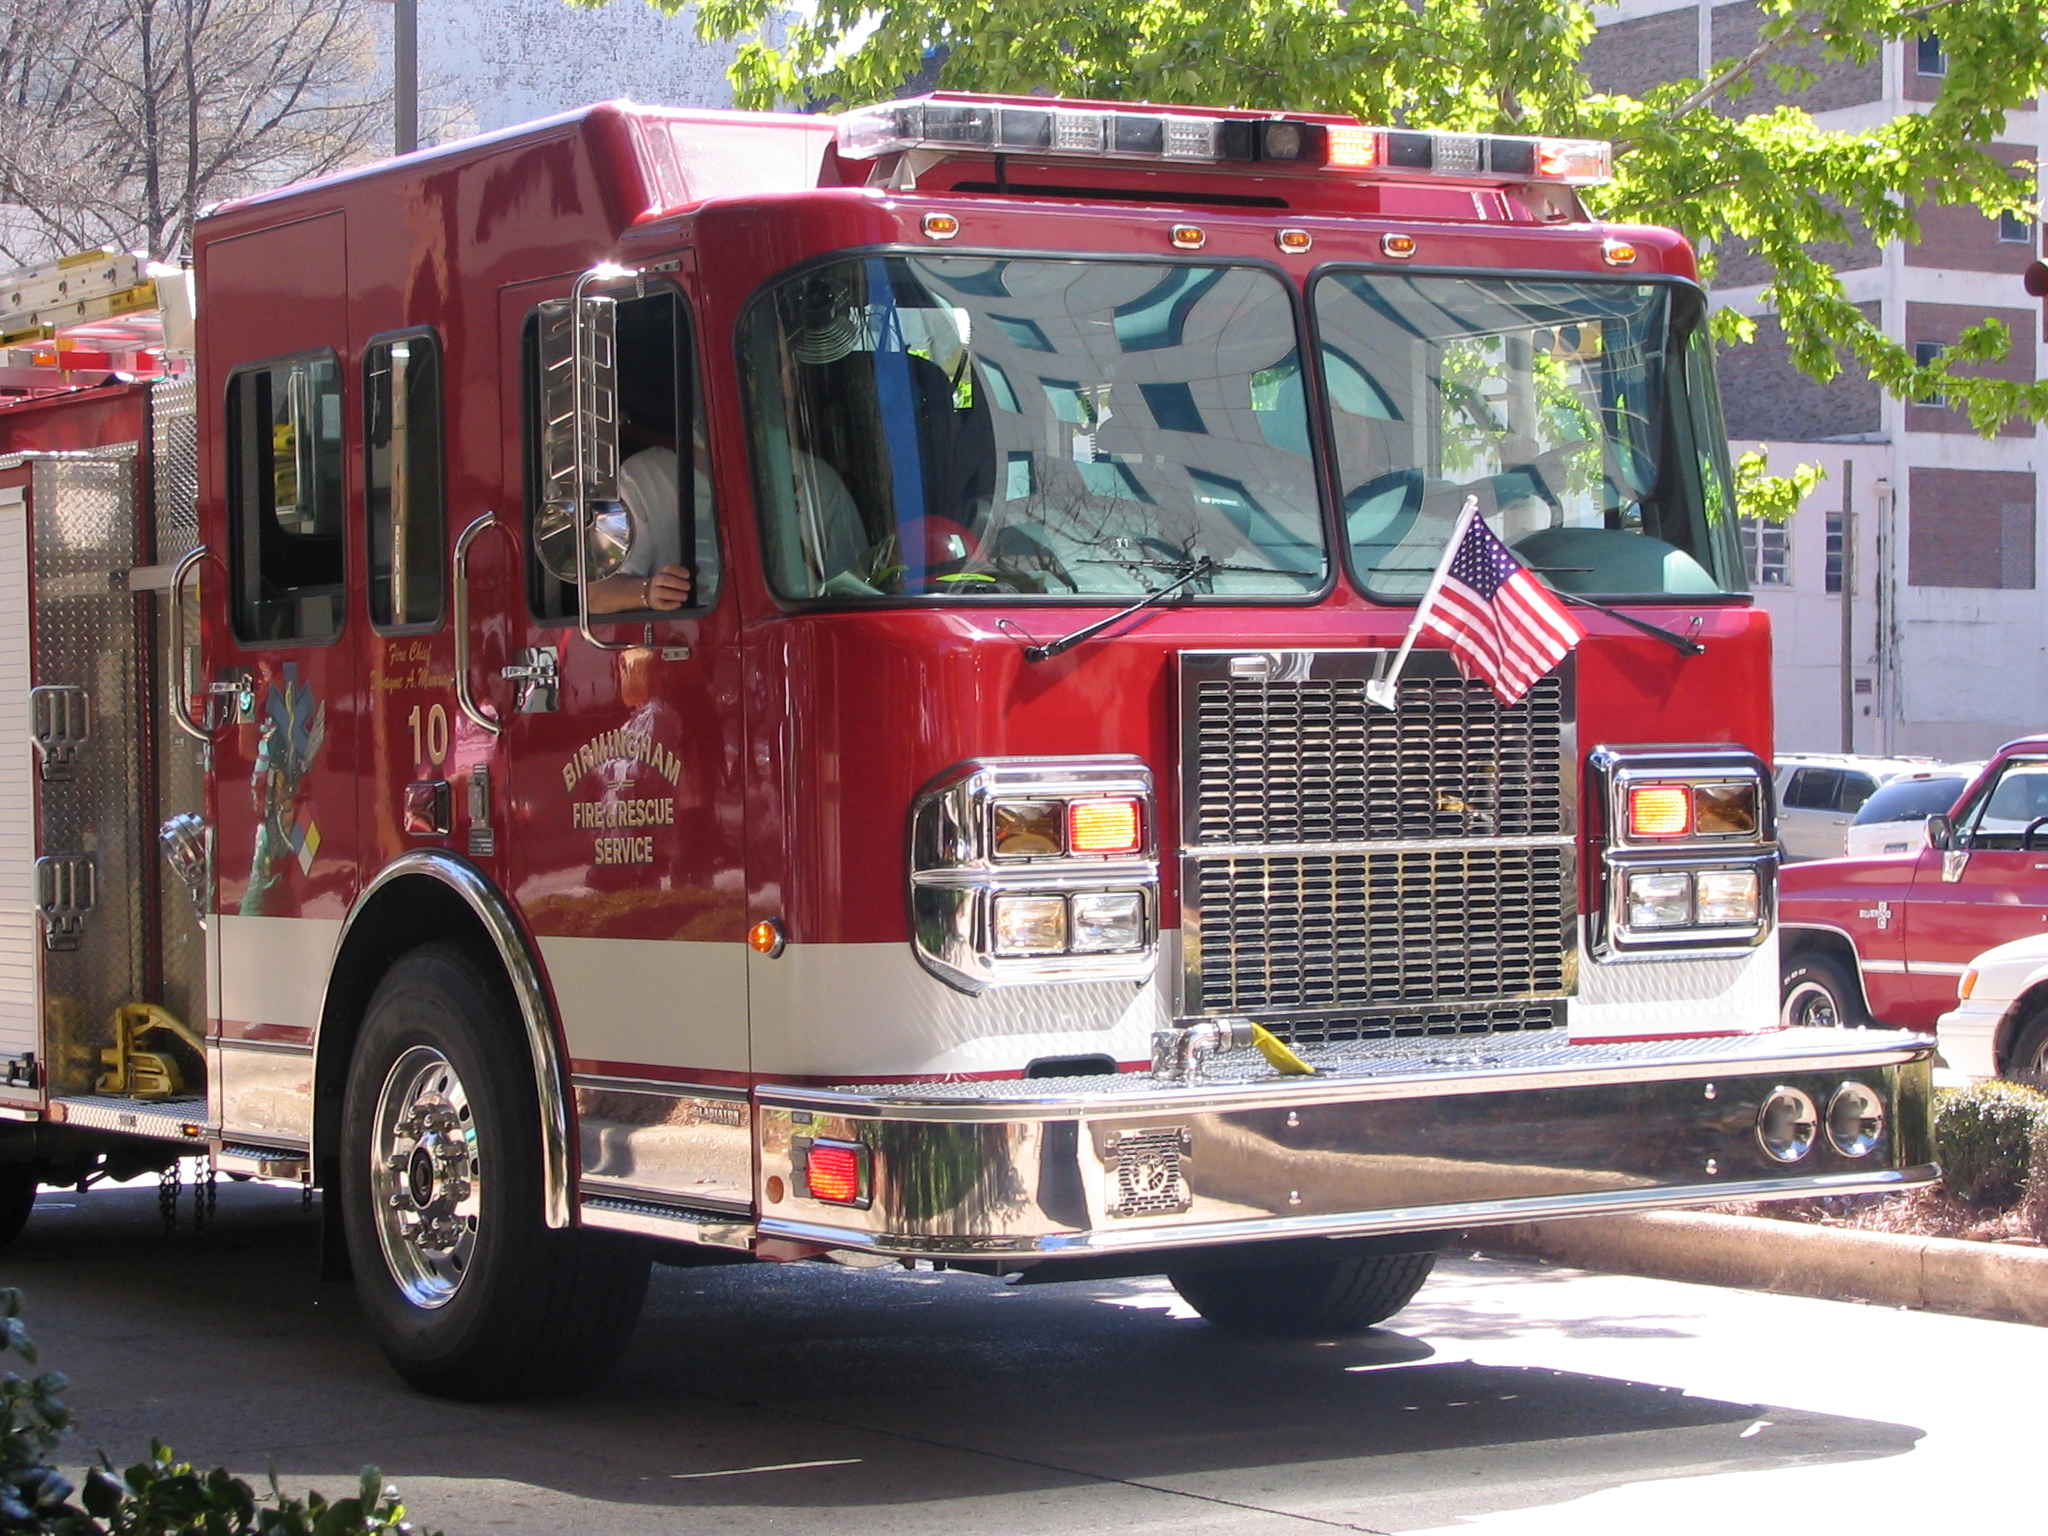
[755,1028,1935,1259]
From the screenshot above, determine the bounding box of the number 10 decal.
[408,702,449,768]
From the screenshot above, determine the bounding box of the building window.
[1738,516,1789,586]
[1825,509,1845,594]
[226,353,344,644]
[1916,35,1946,76]
[2001,208,2034,245]
[1913,341,1947,408]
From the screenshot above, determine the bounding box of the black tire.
[2005,1009,2048,1082]
[0,1163,36,1250]
[1781,950,1868,1030]
[340,943,649,1400]
[1168,1248,1438,1336]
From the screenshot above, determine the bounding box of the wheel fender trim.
[327,851,573,1229]
[1780,923,1875,989]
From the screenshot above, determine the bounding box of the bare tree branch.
[0,0,389,264]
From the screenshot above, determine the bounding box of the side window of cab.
[523,286,720,622]
[1960,758,2048,849]
[225,353,345,644]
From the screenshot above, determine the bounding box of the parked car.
[1772,753,1942,860]
[1778,741,2041,1035]
[1935,933,2048,1079]
[1841,766,1981,859]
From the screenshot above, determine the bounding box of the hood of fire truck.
[748,599,1769,948]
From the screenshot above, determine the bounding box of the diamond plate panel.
[31,453,146,1093]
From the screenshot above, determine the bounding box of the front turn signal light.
[1628,784,1692,838]
[1693,782,1759,837]
[1068,798,1142,855]
[1959,968,1978,1001]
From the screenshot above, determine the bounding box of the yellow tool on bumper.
[1250,1022,1315,1076]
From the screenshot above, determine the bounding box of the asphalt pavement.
[0,1176,2032,1534]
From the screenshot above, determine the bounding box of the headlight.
[993,894,1068,955]
[1070,891,1147,952]
[910,758,1159,992]
[1694,868,1760,924]
[1592,746,1776,957]
[1626,871,1692,927]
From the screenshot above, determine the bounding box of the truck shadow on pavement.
[0,1182,1922,1534]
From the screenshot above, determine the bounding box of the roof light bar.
[835,98,1613,186]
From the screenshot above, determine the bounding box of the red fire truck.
[0,94,1933,1400]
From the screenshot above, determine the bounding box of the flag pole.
[1365,496,1480,710]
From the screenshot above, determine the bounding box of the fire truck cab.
[0,95,1932,1400]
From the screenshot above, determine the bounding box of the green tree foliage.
[650,0,2047,456]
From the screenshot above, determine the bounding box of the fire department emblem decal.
[240,662,326,915]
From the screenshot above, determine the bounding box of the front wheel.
[1781,950,1868,1030]
[340,943,649,1399]
[1169,1248,1438,1336]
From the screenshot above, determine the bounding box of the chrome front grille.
[1181,651,1575,1046]
[1191,669,1566,844]
[1191,845,1572,1013]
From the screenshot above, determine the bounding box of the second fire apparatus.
[0,93,1932,1399]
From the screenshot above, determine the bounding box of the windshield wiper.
[1023,558,1218,663]
[1552,591,1705,655]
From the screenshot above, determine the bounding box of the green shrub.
[1934,1080,2048,1207]
[0,1288,438,1535]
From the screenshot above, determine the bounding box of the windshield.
[741,256,1324,600]
[1852,776,1967,825]
[1313,272,1743,598]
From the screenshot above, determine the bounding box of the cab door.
[475,268,750,1129]
[1901,754,2048,1020]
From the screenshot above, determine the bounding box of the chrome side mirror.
[1925,812,1955,851]
[534,290,632,582]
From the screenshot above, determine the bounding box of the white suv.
[1772,753,1944,861]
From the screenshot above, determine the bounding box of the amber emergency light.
[1627,785,1693,839]
[1068,798,1143,856]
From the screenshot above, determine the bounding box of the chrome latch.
[158,813,211,927]
[29,685,89,781]
[207,668,256,723]
[467,764,496,858]
[1150,1019,1255,1084]
[35,854,95,950]
[503,647,559,713]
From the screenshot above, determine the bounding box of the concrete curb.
[1480,1211,2048,1326]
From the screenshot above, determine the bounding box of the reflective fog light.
[1694,868,1759,924]
[1826,1082,1886,1158]
[1757,1085,1819,1163]
[1694,782,1759,837]
[1070,891,1146,953]
[993,894,1068,955]
[993,800,1063,858]
[1626,871,1693,928]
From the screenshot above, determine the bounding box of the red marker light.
[1628,785,1692,838]
[1068,798,1143,855]
[805,1141,867,1205]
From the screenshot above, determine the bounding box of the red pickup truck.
[1779,735,2048,1059]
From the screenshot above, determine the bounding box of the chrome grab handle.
[166,545,209,742]
[453,512,503,737]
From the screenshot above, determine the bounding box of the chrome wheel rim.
[1783,978,1842,1030]
[369,1045,480,1309]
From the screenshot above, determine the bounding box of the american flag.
[1407,498,1585,705]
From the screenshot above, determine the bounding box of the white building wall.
[374,0,743,146]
